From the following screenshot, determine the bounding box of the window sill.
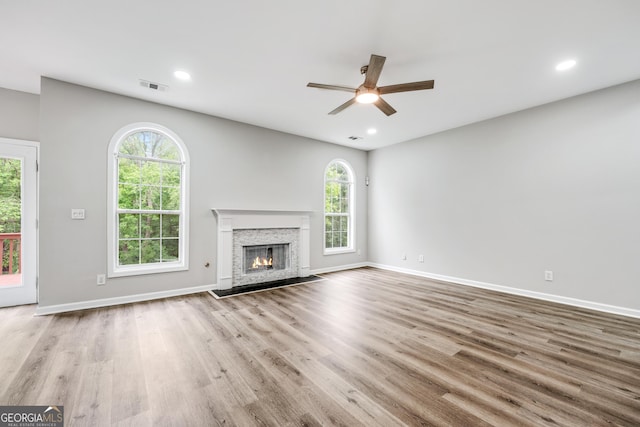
[108,262,188,278]
[323,248,356,256]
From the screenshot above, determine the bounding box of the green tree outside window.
[324,160,354,251]
[116,131,183,266]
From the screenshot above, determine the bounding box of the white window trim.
[107,122,190,277]
[323,159,356,255]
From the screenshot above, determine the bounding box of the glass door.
[0,138,37,307]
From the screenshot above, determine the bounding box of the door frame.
[0,137,39,307]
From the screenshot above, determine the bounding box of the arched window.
[107,123,189,277]
[324,159,355,254]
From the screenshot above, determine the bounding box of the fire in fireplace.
[243,243,290,275]
[251,253,272,269]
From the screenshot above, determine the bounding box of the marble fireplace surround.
[212,209,312,290]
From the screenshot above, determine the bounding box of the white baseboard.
[368,263,640,319]
[33,263,639,320]
[311,262,369,275]
[34,262,362,315]
[34,284,215,316]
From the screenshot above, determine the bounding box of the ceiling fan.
[307,54,435,116]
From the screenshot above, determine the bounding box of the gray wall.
[39,78,367,307]
[14,76,640,311]
[0,87,39,141]
[368,79,640,310]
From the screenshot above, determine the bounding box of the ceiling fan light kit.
[307,54,435,116]
[355,87,379,104]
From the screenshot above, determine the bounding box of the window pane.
[324,187,331,212]
[162,239,179,262]
[152,136,180,161]
[162,214,180,237]
[120,131,180,161]
[140,214,161,238]
[120,135,146,157]
[325,232,333,248]
[139,131,160,158]
[140,186,161,210]
[341,232,348,248]
[326,164,336,180]
[119,214,140,239]
[119,240,140,265]
[118,183,140,209]
[141,239,161,263]
[336,197,343,213]
[118,158,140,184]
[332,216,341,232]
[163,163,181,186]
[340,216,348,231]
[339,195,348,213]
[325,216,332,232]
[0,158,21,238]
[327,162,349,182]
[331,194,340,213]
[141,160,161,186]
[152,186,162,210]
[119,131,180,160]
[161,187,180,210]
[332,232,341,248]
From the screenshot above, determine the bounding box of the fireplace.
[212,209,311,290]
[243,243,290,274]
[232,228,298,286]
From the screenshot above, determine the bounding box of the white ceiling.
[2,0,639,150]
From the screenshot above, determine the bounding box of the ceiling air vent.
[347,136,363,141]
[139,79,168,92]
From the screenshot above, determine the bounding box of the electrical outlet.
[97,274,106,285]
[71,208,85,220]
[401,253,407,261]
[544,270,553,281]
[418,254,424,263]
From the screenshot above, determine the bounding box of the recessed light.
[173,70,191,80]
[555,59,576,72]
[367,128,377,135]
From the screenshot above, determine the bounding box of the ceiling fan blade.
[363,54,386,89]
[328,98,356,115]
[307,83,356,93]
[378,80,435,95]
[374,97,397,116]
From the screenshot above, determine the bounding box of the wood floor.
[1,267,639,426]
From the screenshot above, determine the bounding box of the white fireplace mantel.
[212,209,313,289]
